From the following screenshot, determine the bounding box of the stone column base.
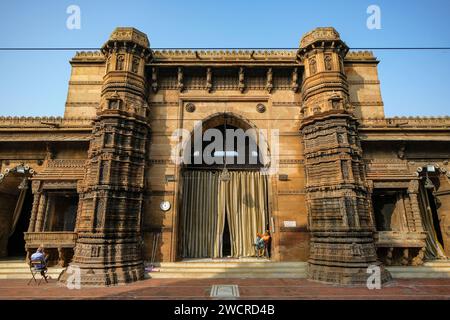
[58,262,145,287]
[307,262,392,285]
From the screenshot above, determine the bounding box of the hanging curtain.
[180,171,219,258]
[213,176,227,258]
[418,182,446,260]
[181,170,269,259]
[223,171,268,258]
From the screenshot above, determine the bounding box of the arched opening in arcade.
[417,164,450,259]
[0,165,33,258]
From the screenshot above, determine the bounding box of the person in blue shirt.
[30,246,48,279]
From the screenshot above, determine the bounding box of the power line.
[0,47,450,51]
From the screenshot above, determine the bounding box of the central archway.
[177,113,271,259]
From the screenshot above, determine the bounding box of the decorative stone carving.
[116,54,125,71]
[291,67,299,92]
[185,103,196,113]
[411,247,425,266]
[151,67,158,93]
[401,248,409,266]
[309,57,317,75]
[266,68,273,93]
[397,144,406,160]
[385,247,394,265]
[324,54,333,71]
[177,67,184,92]
[256,103,266,113]
[238,67,245,93]
[206,68,212,93]
[131,56,140,74]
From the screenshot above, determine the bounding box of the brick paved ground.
[0,278,449,300]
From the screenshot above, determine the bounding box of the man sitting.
[255,230,271,258]
[30,246,49,280]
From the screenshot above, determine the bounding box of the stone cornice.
[0,116,93,129]
[360,117,450,129]
[71,51,105,64]
[68,49,376,66]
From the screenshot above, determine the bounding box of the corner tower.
[298,27,391,284]
[61,28,152,285]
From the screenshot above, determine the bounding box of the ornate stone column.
[407,179,424,232]
[27,190,41,232]
[299,28,391,285]
[61,28,152,286]
[34,193,47,232]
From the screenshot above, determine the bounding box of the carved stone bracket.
[151,67,158,93]
[177,67,184,92]
[206,68,212,93]
[266,68,273,93]
[238,67,245,93]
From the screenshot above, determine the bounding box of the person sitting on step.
[255,230,271,258]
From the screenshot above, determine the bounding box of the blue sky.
[0,0,449,117]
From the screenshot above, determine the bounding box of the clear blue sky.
[0,0,449,117]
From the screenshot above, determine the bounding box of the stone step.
[0,259,64,280]
[145,261,308,279]
[153,267,307,273]
[0,270,64,280]
[423,260,450,267]
[386,264,450,278]
[0,268,64,274]
[151,261,307,268]
[146,272,307,279]
[0,274,62,280]
[0,263,30,269]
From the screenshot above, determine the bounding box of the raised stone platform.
[145,259,450,280]
[387,260,450,278]
[2,258,450,281]
[145,260,307,279]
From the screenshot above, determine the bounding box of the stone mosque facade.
[0,27,449,285]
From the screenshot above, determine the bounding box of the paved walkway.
[0,278,449,299]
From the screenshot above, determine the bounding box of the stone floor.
[0,278,449,300]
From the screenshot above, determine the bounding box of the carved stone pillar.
[60,28,152,286]
[299,27,391,285]
[34,193,47,232]
[27,192,41,232]
[407,179,424,232]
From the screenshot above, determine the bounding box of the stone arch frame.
[179,111,272,168]
[172,111,274,261]
[0,163,37,184]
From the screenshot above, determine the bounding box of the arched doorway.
[178,113,271,259]
[0,165,34,258]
